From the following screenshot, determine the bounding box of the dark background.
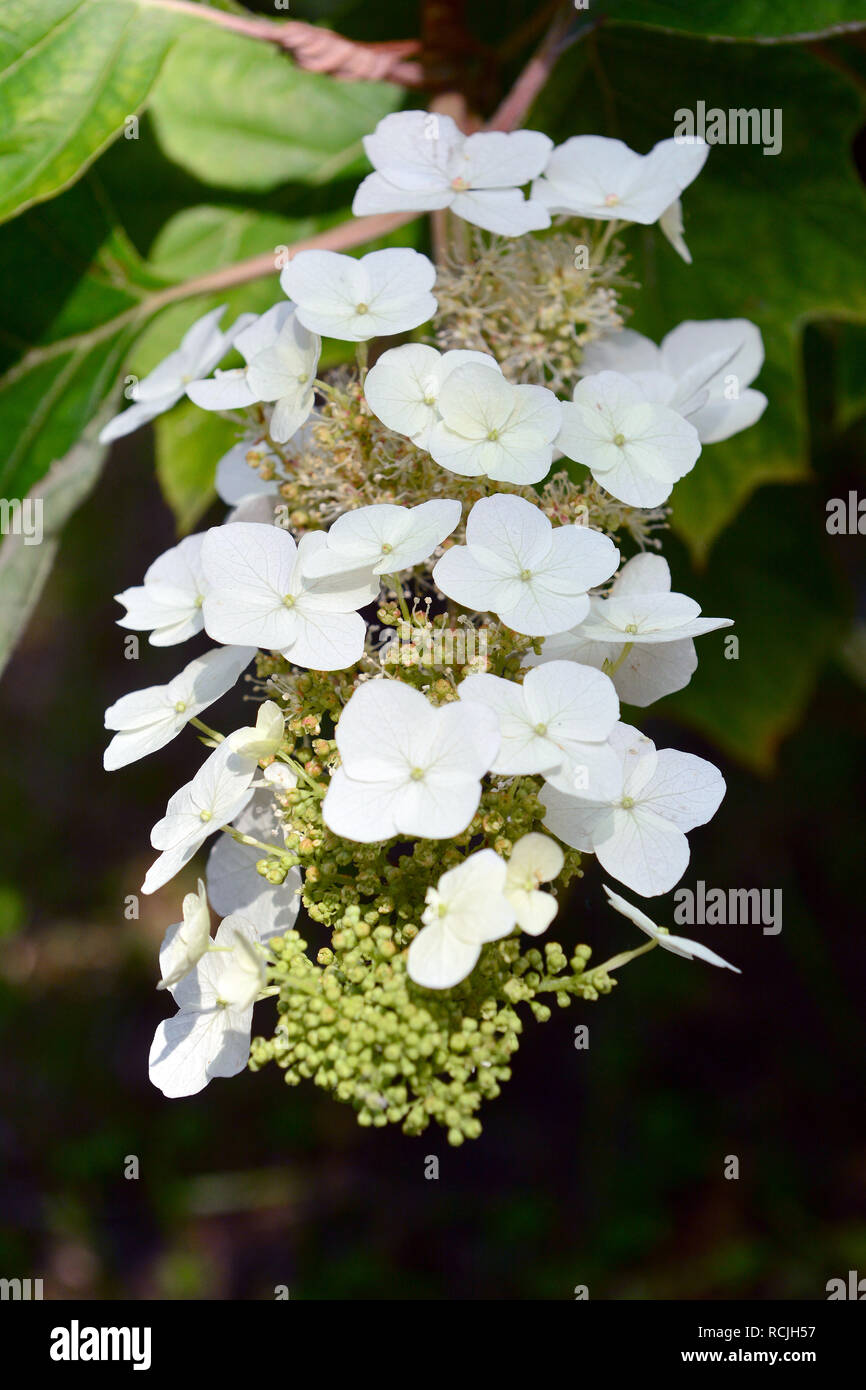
[0,0,864,1300]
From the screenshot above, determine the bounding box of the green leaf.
[600,0,866,42]
[0,0,190,225]
[663,487,851,771]
[0,414,110,677]
[146,203,325,282]
[0,179,153,502]
[830,322,866,430]
[148,24,402,192]
[531,31,866,558]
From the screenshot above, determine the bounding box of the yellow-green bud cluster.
[242,665,597,1142]
[251,919,603,1145]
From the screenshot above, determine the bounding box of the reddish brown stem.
[144,212,418,308]
[144,0,425,84]
[487,6,578,132]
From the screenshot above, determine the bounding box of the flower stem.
[388,574,412,623]
[593,218,621,265]
[535,939,658,994]
[487,7,589,132]
[602,640,633,677]
[276,751,327,797]
[592,940,659,975]
[222,827,295,861]
[190,717,224,743]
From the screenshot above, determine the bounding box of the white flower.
[100,305,251,443]
[115,534,208,646]
[557,371,702,508]
[504,833,564,937]
[227,701,285,761]
[353,110,552,236]
[407,849,517,989]
[215,429,317,525]
[149,914,266,1097]
[206,789,301,939]
[301,499,462,580]
[103,645,255,771]
[186,305,290,410]
[142,740,258,896]
[157,879,212,991]
[364,343,498,450]
[540,722,726,897]
[658,198,692,263]
[262,762,298,792]
[322,679,500,843]
[188,304,320,443]
[579,320,768,444]
[458,660,621,799]
[603,884,740,972]
[245,313,320,443]
[215,921,268,1011]
[201,522,378,671]
[280,247,436,342]
[426,362,561,484]
[533,553,732,708]
[216,441,280,512]
[433,493,619,636]
[531,135,708,225]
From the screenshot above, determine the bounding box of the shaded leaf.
[830,321,866,429]
[0,0,189,224]
[149,24,402,192]
[663,486,851,770]
[0,414,111,676]
[601,0,866,42]
[0,180,155,501]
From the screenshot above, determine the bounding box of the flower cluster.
[102,113,754,1139]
